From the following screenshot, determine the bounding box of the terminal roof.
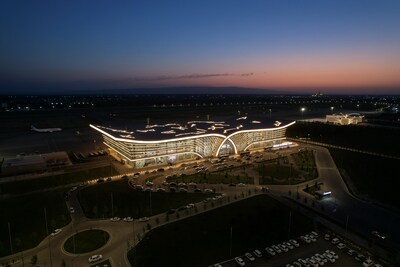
[92,116,294,141]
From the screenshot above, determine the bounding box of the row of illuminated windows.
[104,135,224,159]
[231,129,286,152]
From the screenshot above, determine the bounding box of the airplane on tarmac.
[31,125,62,133]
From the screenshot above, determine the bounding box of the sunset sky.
[1,0,400,94]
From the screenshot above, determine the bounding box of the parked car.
[290,239,300,247]
[265,247,275,256]
[138,217,149,222]
[110,217,121,222]
[331,237,340,245]
[235,257,246,266]
[347,249,356,256]
[310,231,318,237]
[323,253,335,263]
[363,259,374,267]
[325,250,338,259]
[51,229,62,236]
[69,207,75,214]
[245,252,255,261]
[284,241,294,250]
[253,249,262,258]
[315,254,327,264]
[272,245,282,254]
[279,244,289,252]
[88,254,103,263]
[337,243,346,249]
[298,258,310,267]
[355,254,366,262]
[123,217,133,222]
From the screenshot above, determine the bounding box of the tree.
[31,255,38,266]
[92,205,98,218]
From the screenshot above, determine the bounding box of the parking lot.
[215,232,367,267]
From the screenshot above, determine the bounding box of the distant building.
[326,113,364,125]
[1,155,47,175]
[1,152,70,176]
[90,117,296,169]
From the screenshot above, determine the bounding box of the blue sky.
[1,0,400,93]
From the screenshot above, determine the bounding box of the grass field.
[78,180,216,219]
[170,171,253,185]
[257,163,296,182]
[64,229,109,254]
[127,194,313,267]
[0,165,118,195]
[291,150,316,170]
[330,148,400,209]
[0,188,71,257]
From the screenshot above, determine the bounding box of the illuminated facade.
[326,113,363,125]
[90,119,295,168]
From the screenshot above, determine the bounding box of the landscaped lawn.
[291,150,316,170]
[78,180,216,219]
[170,171,253,185]
[0,189,71,257]
[64,229,109,254]
[257,163,296,180]
[0,165,118,195]
[127,194,313,267]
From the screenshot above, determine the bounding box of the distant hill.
[73,87,287,95]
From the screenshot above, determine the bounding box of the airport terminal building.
[90,117,295,168]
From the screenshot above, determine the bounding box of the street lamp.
[330,106,334,114]
[300,107,306,120]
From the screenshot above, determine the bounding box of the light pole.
[8,222,13,255]
[330,106,334,114]
[300,107,306,120]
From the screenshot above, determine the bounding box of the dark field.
[0,188,71,257]
[127,194,313,267]
[0,165,118,195]
[287,121,400,157]
[330,148,400,209]
[78,180,216,219]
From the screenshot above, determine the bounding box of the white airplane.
[31,125,62,133]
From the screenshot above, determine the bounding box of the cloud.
[144,72,254,81]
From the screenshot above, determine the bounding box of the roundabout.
[63,229,110,254]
